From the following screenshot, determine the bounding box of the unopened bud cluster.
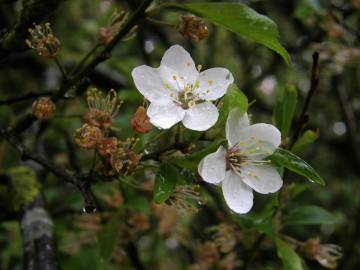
[32,97,56,120]
[75,88,142,176]
[300,238,342,269]
[131,106,153,133]
[166,185,204,214]
[97,11,128,45]
[178,15,209,41]
[26,23,60,58]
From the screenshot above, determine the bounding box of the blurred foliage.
[1,0,360,269]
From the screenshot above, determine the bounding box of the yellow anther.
[188,100,196,107]
[194,80,200,89]
[172,75,177,80]
[197,64,202,71]
[208,80,213,85]
[164,83,171,89]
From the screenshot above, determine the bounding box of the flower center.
[166,74,204,109]
[226,148,244,172]
[226,146,272,175]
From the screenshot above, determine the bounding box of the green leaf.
[97,213,122,269]
[276,238,304,270]
[251,194,278,236]
[154,162,179,203]
[166,3,291,65]
[170,140,225,169]
[217,84,248,127]
[292,130,319,153]
[283,205,338,226]
[267,148,324,185]
[273,84,298,137]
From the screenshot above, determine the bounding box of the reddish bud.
[74,124,103,149]
[97,137,118,156]
[178,15,209,41]
[131,106,153,133]
[97,26,117,45]
[26,23,60,58]
[32,97,56,120]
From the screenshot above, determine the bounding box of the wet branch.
[21,195,58,270]
[0,91,53,106]
[9,0,153,135]
[0,0,65,61]
[0,130,98,212]
[290,51,320,148]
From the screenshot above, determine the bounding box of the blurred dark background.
[0,0,360,269]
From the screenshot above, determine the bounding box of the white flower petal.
[198,146,227,184]
[147,102,185,129]
[131,65,172,105]
[159,45,198,88]
[235,124,281,157]
[226,109,250,147]
[198,68,234,101]
[182,102,219,131]
[240,164,283,194]
[222,171,254,214]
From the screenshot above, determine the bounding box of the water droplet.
[82,206,97,213]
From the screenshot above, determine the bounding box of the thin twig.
[289,51,320,149]
[0,129,97,211]
[9,0,154,135]
[54,57,67,78]
[0,91,53,106]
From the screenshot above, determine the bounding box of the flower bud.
[26,23,60,58]
[352,0,360,9]
[166,185,204,214]
[178,15,209,41]
[85,88,121,129]
[97,26,117,45]
[131,106,153,133]
[301,238,342,269]
[74,124,103,149]
[109,138,142,175]
[129,213,150,232]
[32,97,56,120]
[97,137,118,156]
[197,241,220,266]
[211,223,237,253]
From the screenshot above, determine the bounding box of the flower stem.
[54,57,67,78]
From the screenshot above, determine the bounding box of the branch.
[1,130,98,212]
[0,91,53,106]
[0,0,65,62]
[289,51,320,148]
[21,195,58,270]
[9,0,153,135]
[333,75,360,165]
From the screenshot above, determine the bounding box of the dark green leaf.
[273,84,298,137]
[251,194,278,236]
[170,140,225,169]
[276,238,304,270]
[97,214,122,268]
[292,130,319,153]
[283,205,338,226]
[267,148,324,185]
[217,84,248,127]
[166,3,291,64]
[154,163,179,203]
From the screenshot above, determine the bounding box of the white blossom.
[198,108,283,214]
[131,45,234,131]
